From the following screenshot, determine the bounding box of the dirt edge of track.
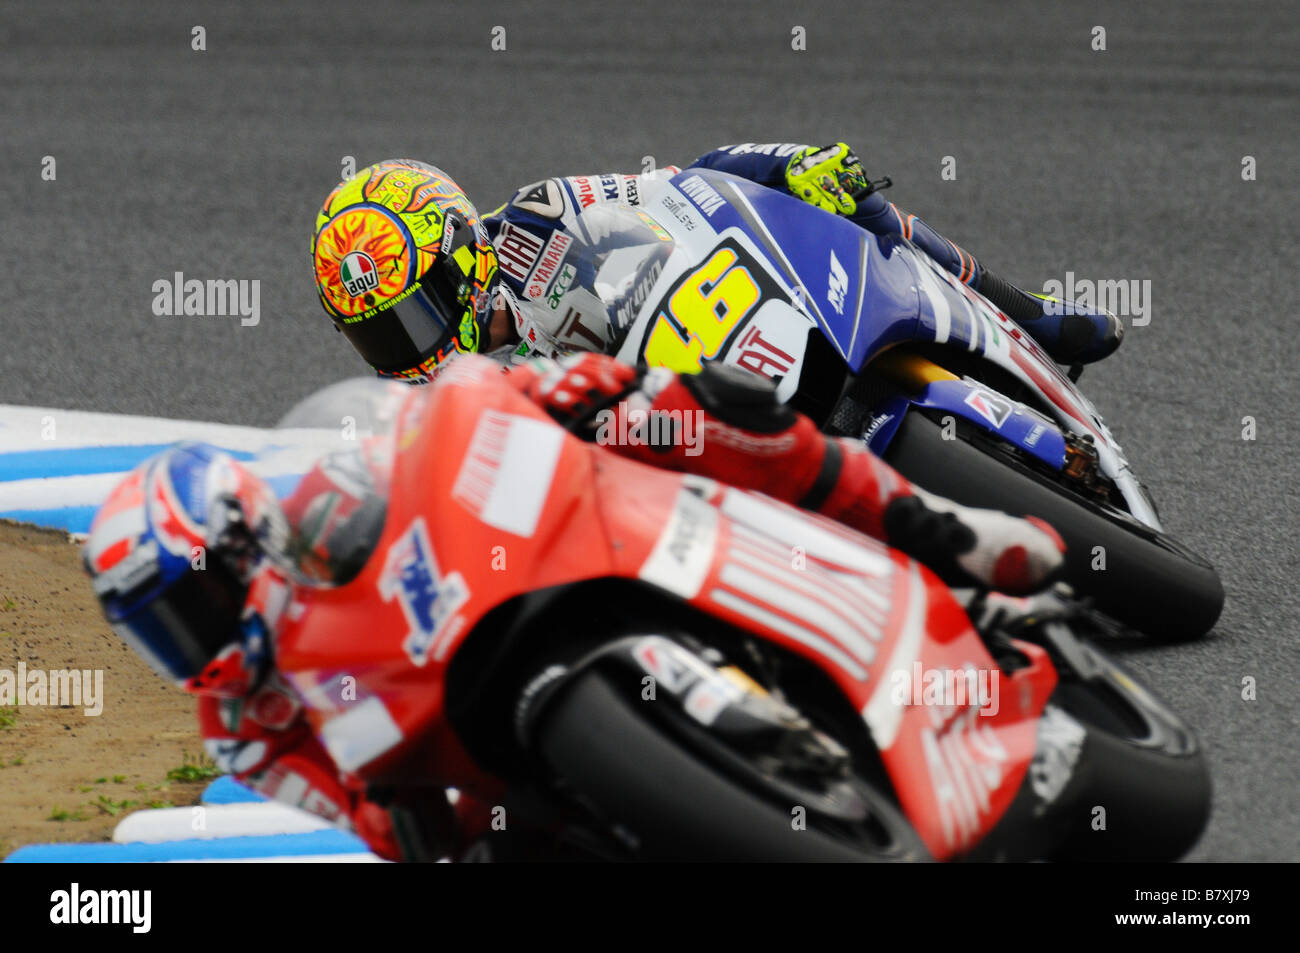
[0,520,208,856]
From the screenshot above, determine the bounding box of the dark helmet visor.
[109,560,248,682]
[334,215,485,375]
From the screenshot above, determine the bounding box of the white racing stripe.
[710,587,867,681]
[914,261,952,344]
[718,563,878,665]
[861,563,929,750]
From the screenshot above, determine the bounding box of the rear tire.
[533,669,928,862]
[883,411,1224,640]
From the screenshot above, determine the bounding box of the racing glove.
[880,487,1066,596]
[785,143,873,216]
[514,354,1065,594]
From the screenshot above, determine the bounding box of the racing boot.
[976,267,1124,365]
[850,192,1123,365]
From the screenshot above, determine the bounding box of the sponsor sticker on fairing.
[920,704,1010,850]
[827,249,849,314]
[638,487,719,598]
[571,175,598,209]
[451,411,565,536]
[523,231,574,300]
[378,516,470,667]
[677,175,725,217]
[964,388,1014,429]
[863,412,895,445]
[513,179,564,218]
[631,637,696,693]
[545,262,577,308]
[495,221,545,282]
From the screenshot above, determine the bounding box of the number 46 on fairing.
[640,238,786,374]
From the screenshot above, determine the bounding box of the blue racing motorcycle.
[531,169,1222,640]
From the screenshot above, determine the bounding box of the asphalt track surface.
[2,0,1297,861]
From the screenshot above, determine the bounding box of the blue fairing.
[897,379,1066,468]
[680,170,1069,471]
[679,170,924,370]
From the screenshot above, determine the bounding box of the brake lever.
[850,175,893,203]
[970,583,1080,639]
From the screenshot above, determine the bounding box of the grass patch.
[166,751,220,783]
[48,806,88,822]
[93,795,138,817]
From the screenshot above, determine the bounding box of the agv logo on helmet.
[340,251,379,297]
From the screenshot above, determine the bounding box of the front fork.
[867,347,1162,530]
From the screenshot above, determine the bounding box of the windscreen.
[255,377,418,586]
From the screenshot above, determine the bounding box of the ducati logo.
[339,251,379,297]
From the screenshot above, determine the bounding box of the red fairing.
[274,356,617,799]
[262,354,1054,859]
[507,353,917,539]
[598,476,1056,858]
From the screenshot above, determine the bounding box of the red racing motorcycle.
[266,359,1210,861]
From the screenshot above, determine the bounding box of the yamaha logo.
[339,251,379,297]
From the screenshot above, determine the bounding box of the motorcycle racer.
[692,144,1121,365]
[84,354,1064,860]
[311,146,1121,384]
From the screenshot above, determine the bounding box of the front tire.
[532,669,928,862]
[883,411,1224,640]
